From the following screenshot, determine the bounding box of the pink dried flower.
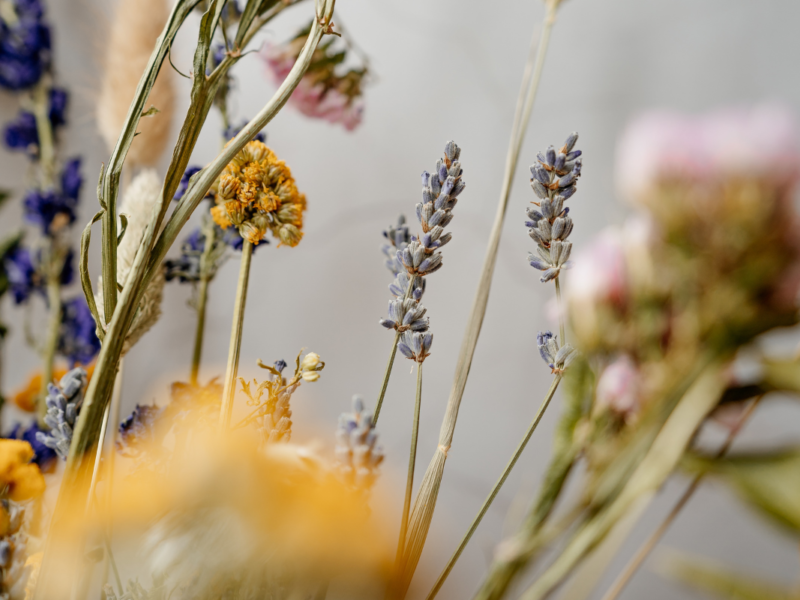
[617,104,800,201]
[261,33,366,131]
[595,355,641,418]
[566,228,628,308]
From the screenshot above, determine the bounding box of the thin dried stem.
[219,239,253,429]
[599,395,763,600]
[425,375,562,600]
[554,277,565,345]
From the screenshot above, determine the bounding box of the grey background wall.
[1,0,799,598]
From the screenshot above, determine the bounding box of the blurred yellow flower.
[0,440,45,503]
[211,140,307,247]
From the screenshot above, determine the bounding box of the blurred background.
[1,0,799,598]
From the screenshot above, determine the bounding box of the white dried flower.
[96,169,166,354]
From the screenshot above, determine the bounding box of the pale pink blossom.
[595,355,641,417]
[566,228,628,307]
[617,104,800,201]
[261,45,364,131]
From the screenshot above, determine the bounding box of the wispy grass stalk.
[598,395,763,600]
[425,374,562,600]
[393,2,563,594]
[219,239,253,429]
[36,2,338,596]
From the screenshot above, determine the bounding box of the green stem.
[554,277,565,346]
[425,375,562,600]
[32,78,56,189]
[395,362,424,567]
[219,239,253,429]
[190,221,216,385]
[599,395,763,600]
[39,261,62,425]
[374,274,417,425]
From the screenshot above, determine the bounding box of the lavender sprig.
[35,367,87,459]
[536,330,577,373]
[527,132,581,283]
[335,395,384,490]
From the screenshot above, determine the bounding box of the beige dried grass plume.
[96,170,166,354]
[97,0,175,166]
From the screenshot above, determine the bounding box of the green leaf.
[659,552,798,600]
[0,189,11,210]
[684,448,800,534]
[141,106,161,117]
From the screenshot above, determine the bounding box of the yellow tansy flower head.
[0,440,45,502]
[211,140,307,247]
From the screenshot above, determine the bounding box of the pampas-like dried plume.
[96,170,166,354]
[97,0,175,167]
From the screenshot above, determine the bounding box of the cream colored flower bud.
[301,371,320,382]
[300,352,322,371]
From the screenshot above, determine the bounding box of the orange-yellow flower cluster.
[0,441,45,516]
[211,140,307,247]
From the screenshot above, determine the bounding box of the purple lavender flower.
[7,421,57,470]
[536,330,576,372]
[36,367,87,459]
[3,245,39,303]
[58,296,100,366]
[527,133,581,283]
[397,330,433,363]
[335,395,384,489]
[0,0,51,90]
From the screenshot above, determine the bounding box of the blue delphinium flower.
[0,0,51,90]
[3,245,39,303]
[7,421,57,470]
[174,165,202,201]
[58,296,100,366]
[23,158,82,234]
[3,87,68,154]
[527,133,581,283]
[36,367,87,459]
[335,395,384,490]
[117,404,164,457]
[223,120,266,144]
[3,110,37,152]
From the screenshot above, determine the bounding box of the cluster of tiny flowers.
[210,140,307,247]
[0,0,51,90]
[35,367,87,459]
[335,396,384,490]
[256,359,294,444]
[382,215,426,301]
[0,501,33,598]
[537,331,577,374]
[4,87,66,155]
[23,157,82,235]
[163,220,257,284]
[57,296,101,366]
[261,24,367,131]
[527,133,582,283]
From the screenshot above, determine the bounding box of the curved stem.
[425,375,562,600]
[395,362,424,565]
[599,395,763,600]
[219,239,253,429]
[373,274,417,425]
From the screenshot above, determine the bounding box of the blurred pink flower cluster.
[262,44,365,131]
[617,104,800,201]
